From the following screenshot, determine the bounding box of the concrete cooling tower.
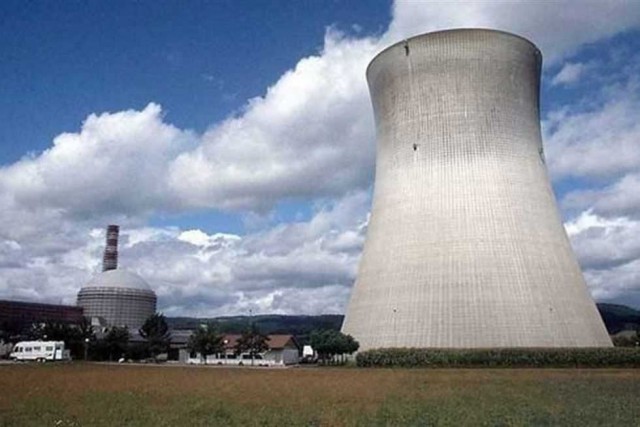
[342,29,612,350]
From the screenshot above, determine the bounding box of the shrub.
[356,347,640,368]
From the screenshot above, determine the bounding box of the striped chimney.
[102,225,119,272]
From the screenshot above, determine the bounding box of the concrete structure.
[262,334,301,365]
[342,29,612,350]
[77,225,157,330]
[77,270,156,330]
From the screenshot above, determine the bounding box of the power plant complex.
[77,225,157,330]
[1,29,615,355]
[342,29,612,350]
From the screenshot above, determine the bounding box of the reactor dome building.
[341,29,612,350]
[77,225,156,330]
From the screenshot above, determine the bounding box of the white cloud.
[0,103,194,219]
[545,78,640,180]
[2,2,638,218]
[564,173,640,219]
[567,211,640,270]
[562,210,640,307]
[168,31,378,211]
[584,259,640,306]
[549,52,640,222]
[387,0,640,64]
[552,62,586,86]
[0,192,369,316]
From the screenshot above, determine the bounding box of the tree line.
[2,313,360,363]
[1,313,172,361]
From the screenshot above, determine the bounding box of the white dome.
[83,269,152,291]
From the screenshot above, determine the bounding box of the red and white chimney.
[102,225,119,272]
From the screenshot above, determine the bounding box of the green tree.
[76,317,96,360]
[187,323,225,364]
[102,326,130,361]
[139,313,171,361]
[310,329,359,365]
[344,334,360,355]
[24,319,96,360]
[235,324,270,365]
[29,320,72,341]
[0,319,24,343]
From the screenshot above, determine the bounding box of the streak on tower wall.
[342,29,611,350]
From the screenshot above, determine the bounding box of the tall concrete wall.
[342,29,612,350]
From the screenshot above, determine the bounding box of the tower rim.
[366,28,543,79]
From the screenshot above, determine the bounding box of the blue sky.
[1,1,640,316]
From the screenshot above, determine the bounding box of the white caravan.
[9,341,70,362]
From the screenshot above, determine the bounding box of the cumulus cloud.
[567,211,640,271]
[0,103,193,218]
[168,31,378,211]
[545,77,640,181]
[584,260,640,307]
[387,0,640,64]
[545,45,640,307]
[548,49,640,223]
[0,192,369,316]
[4,2,638,217]
[564,174,640,219]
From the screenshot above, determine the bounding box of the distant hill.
[166,304,639,342]
[597,303,640,334]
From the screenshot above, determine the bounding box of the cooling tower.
[342,29,612,350]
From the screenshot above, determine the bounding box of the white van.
[9,341,70,362]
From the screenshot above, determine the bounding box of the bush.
[356,347,640,368]
[612,335,640,347]
[126,342,150,361]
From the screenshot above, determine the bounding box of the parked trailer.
[9,341,70,362]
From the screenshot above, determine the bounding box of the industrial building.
[342,29,612,350]
[0,299,84,333]
[77,225,157,331]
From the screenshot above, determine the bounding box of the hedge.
[355,347,640,368]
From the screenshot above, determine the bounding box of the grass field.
[1,364,640,426]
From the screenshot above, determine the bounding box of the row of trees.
[4,313,360,364]
[187,324,359,365]
[94,313,171,361]
[12,313,172,361]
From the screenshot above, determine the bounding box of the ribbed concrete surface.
[342,29,612,350]
[78,270,157,330]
